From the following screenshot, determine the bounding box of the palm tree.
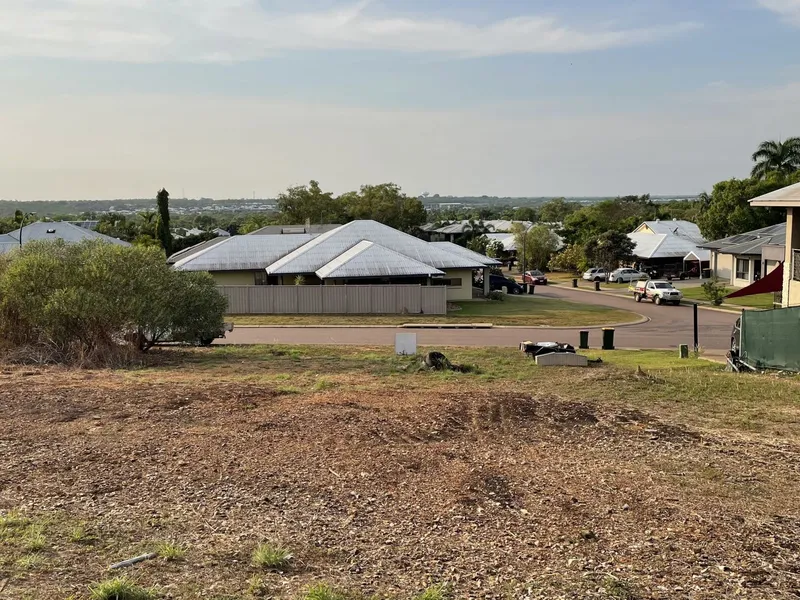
[751,138,800,179]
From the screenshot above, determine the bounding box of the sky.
[1,0,800,200]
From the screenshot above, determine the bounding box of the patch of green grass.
[69,523,96,545]
[247,575,269,597]
[251,542,292,570]
[603,575,637,599]
[16,553,46,571]
[155,540,187,561]
[313,378,335,391]
[413,584,450,600]
[89,576,157,600]
[22,524,46,552]
[302,584,350,600]
[0,509,29,536]
[681,286,775,309]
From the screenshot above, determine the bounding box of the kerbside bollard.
[579,330,589,350]
[679,344,689,359]
[572,278,578,288]
[594,281,601,292]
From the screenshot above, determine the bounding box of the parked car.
[523,270,548,285]
[631,280,683,305]
[489,274,524,294]
[582,268,609,282]
[609,268,648,284]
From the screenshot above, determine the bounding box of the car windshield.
[653,283,674,289]
[529,270,543,276]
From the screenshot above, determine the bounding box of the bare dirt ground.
[1,348,799,599]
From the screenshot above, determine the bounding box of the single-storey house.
[699,223,785,288]
[248,223,341,235]
[749,181,800,307]
[628,220,708,275]
[172,220,499,300]
[0,221,130,254]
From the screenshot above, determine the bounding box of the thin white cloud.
[758,0,800,25]
[0,0,701,62]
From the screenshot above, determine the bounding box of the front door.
[754,260,762,281]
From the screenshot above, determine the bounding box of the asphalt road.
[222,285,740,351]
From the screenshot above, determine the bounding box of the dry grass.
[0,346,798,599]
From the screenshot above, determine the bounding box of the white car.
[582,268,609,282]
[632,280,683,305]
[609,268,648,284]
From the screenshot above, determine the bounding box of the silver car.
[609,268,647,284]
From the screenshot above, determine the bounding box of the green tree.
[548,243,587,274]
[485,239,505,259]
[0,240,226,360]
[277,180,345,225]
[584,231,635,273]
[341,183,427,232]
[239,213,278,234]
[538,198,580,223]
[466,234,489,255]
[512,224,559,271]
[751,138,800,180]
[696,173,798,240]
[156,188,173,255]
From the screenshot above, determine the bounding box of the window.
[431,278,463,287]
[794,250,800,282]
[735,258,750,280]
[254,271,268,285]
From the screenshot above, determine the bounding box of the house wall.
[732,255,759,288]
[210,270,256,285]
[713,252,734,284]
[442,268,473,301]
[785,208,800,307]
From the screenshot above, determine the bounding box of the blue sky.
[1,0,800,200]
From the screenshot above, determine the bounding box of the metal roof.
[267,220,484,274]
[429,219,533,235]
[485,233,517,252]
[3,221,130,247]
[634,220,704,243]
[684,249,711,262]
[629,232,705,259]
[699,223,786,256]
[429,241,501,266]
[316,241,445,279]
[172,234,316,271]
[248,223,341,235]
[167,237,228,264]
[749,181,800,207]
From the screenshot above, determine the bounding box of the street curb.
[231,315,650,331]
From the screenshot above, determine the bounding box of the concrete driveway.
[222,284,741,351]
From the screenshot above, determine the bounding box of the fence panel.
[272,287,299,314]
[395,286,422,314]
[421,287,447,315]
[741,306,800,371]
[370,286,396,314]
[297,286,324,313]
[321,286,348,314]
[217,285,447,316]
[247,286,272,314]
[346,286,372,314]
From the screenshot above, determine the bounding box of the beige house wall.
[713,253,735,285]
[210,270,256,285]
[442,268,474,301]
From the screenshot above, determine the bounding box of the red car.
[523,270,548,285]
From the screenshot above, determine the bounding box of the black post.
[693,303,699,352]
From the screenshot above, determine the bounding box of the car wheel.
[634,293,642,302]
[655,296,662,305]
[513,288,521,295]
